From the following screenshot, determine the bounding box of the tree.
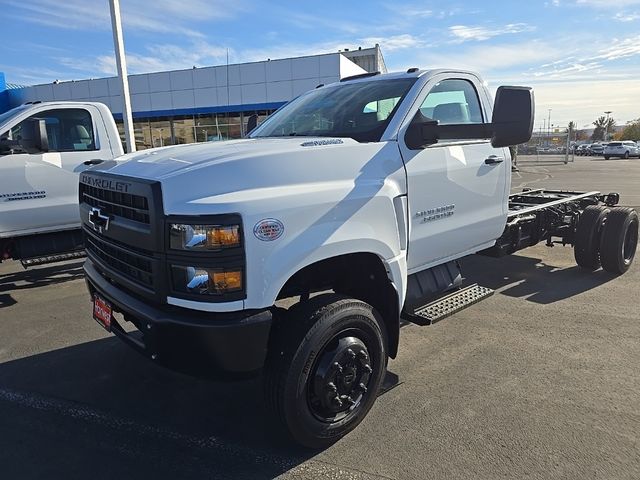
[619,119,640,141]
[591,116,616,141]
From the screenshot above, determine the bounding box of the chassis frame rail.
[482,188,620,257]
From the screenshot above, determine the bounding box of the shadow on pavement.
[0,337,310,479]
[0,335,401,479]
[460,253,617,304]
[0,260,85,308]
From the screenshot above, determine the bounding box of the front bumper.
[84,259,273,378]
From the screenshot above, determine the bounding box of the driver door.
[398,74,510,273]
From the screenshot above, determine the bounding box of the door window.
[9,108,96,152]
[420,79,484,125]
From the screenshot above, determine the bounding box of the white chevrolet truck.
[0,101,123,266]
[80,69,638,448]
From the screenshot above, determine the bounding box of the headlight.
[171,265,243,295]
[170,224,240,250]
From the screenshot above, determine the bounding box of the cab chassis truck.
[76,68,638,448]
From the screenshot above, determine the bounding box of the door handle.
[484,155,504,165]
[84,159,105,166]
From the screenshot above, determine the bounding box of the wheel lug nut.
[358,350,368,360]
[333,362,343,373]
[332,396,343,408]
[327,382,337,392]
[347,349,356,359]
[346,396,356,406]
[363,364,372,374]
[359,382,368,393]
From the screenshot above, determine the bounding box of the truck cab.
[0,101,123,264]
[81,69,636,447]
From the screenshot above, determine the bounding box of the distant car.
[576,144,589,156]
[604,141,640,159]
[588,143,605,156]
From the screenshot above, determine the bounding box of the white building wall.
[7,52,368,116]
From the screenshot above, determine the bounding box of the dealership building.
[0,46,386,149]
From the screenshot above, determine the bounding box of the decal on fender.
[253,218,285,241]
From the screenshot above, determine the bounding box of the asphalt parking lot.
[1,155,639,479]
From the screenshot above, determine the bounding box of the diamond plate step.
[20,250,86,268]
[404,283,494,325]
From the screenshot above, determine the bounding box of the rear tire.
[624,151,630,159]
[604,156,610,160]
[264,294,387,449]
[600,207,639,274]
[574,205,609,270]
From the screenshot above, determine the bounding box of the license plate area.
[93,294,113,332]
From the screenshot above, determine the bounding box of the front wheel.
[604,156,610,160]
[624,151,630,159]
[264,294,387,449]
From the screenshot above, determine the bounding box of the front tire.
[600,207,639,274]
[624,151,630,159]
[264,294,387,449]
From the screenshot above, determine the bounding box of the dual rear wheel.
[575,205,639,274]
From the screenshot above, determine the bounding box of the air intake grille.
[85,234,154,288]
[80,184,150,224]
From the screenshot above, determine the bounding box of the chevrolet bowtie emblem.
[88,207,110,233]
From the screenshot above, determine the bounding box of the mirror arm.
[434,124,493,140]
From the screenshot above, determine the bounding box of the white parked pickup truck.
[0,101,123,266]
[80,69,638,448]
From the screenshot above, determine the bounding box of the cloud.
[449,23,536,42]
[575,0,640,7]
[4,0,247,37]
[592,35,640,60]
[409,41,560,72]
[524,33,640,81]
[528,78,640,126]
[613,11,640,20]
[359,34,427,51]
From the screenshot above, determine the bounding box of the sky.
[1,0,639,129]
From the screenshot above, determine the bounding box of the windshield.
[0,105,30,128]
[251,77,417,143]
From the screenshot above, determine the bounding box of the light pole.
[604,111,612,141]
[547,109,552,146]
[108,0,135,153]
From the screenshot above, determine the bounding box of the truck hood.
[95,137,402,214]
[103,138,356,180]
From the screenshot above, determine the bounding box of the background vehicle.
[604,141,640,159]
[0,102,123,266]
[588,143,605,156]
[79,69,638,448]
[576,144,589,156]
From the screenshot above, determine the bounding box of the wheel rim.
[307,331,374,423]
[622,221,638,265]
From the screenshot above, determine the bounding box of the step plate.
[20,250,86,268]
[409,283,494,325]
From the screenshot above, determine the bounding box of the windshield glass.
[251,77,417,142]
[0,105,30,127]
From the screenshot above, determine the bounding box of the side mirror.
[404,86,534,150]
[490,86,534,148]
[18,118,50,154]
[405,113,439,149]
[405,112,490,150]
